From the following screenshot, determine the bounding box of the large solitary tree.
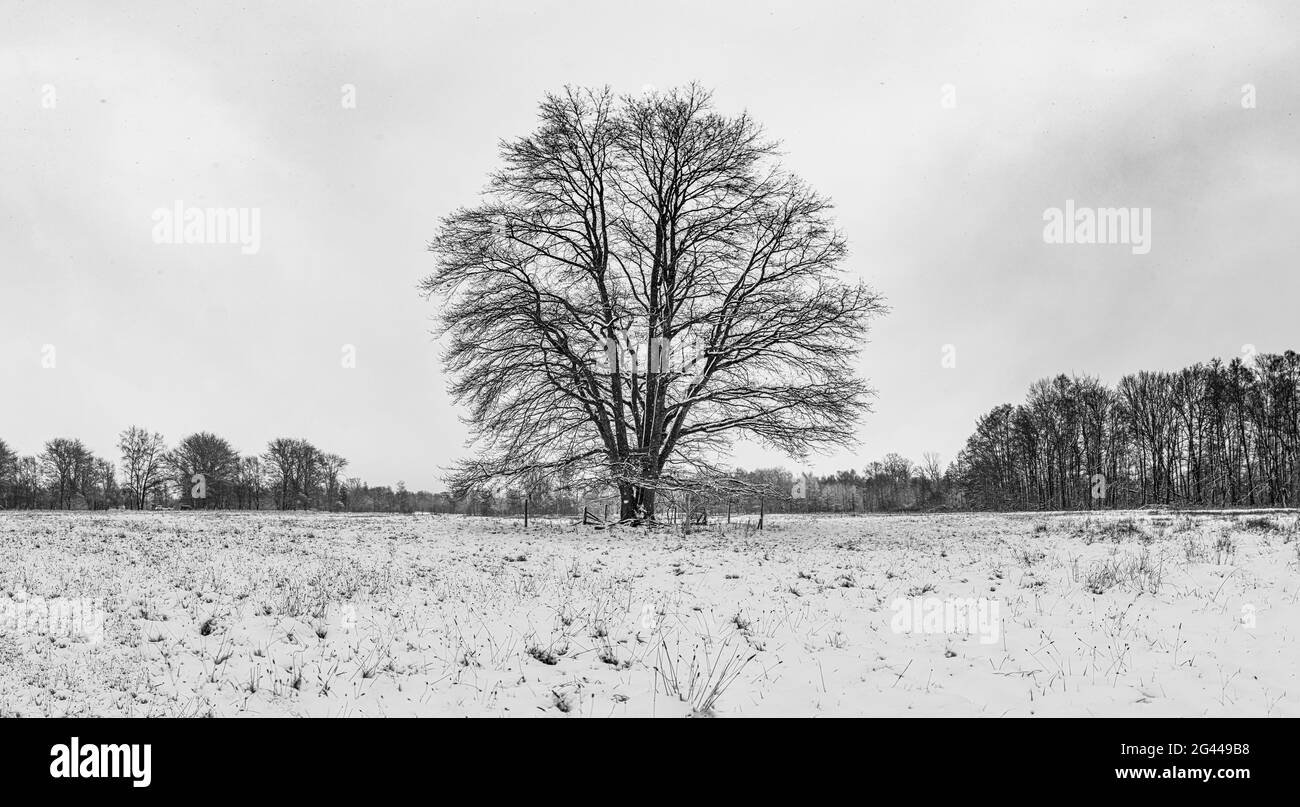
[424,85,885,522]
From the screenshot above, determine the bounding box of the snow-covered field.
[1,510,1297,717]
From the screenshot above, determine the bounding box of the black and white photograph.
[0,0,1294,787]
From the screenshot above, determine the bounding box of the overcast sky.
[2,1,1297,490]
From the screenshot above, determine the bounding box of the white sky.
[2,0,1297,490]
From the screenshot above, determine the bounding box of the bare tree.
[168,432,240,508]
[921,452,943,484]
[263,438,296,508]
[40,438,93,509]
[0,438,15,508]
[262,438,326,509]
[14,456,40,509]
[85,457,117,510]
[321,453,348,511]
[290,440,323,509]
[235,456,265,509]
[118,426,168,510]
[424,85,885,522]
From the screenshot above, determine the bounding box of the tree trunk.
[618,484,657,523]
[618,484,637,522]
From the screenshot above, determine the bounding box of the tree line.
[0,428,442,512]
[952,351,1300,510]
[0,427,958,516]
[445,459,957,518]
[24,348,1290,519]
[725,459,953,513]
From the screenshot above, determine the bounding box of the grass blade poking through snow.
[654,634,756,715]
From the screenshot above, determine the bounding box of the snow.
[1,510,1296,716]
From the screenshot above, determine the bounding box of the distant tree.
[262,438,328,509]
[321,453,348,511]
[342,476,364,510]
[168,432,239,508]
[14,457,41,509]
[263,438,297,508]
[235,456,265,509]
[118,426,168,509]
[0,438,15,508]
[292,442,324,507]
[40,438,92,509]
[921,453,943,485]
[84,458,119,510]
